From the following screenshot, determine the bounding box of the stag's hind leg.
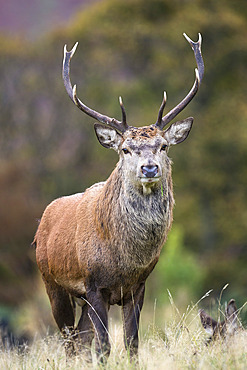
[43,277,76,356]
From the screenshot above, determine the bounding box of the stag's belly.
[81,248,160,305]
[54,275,87,297]
[52,251,159,306]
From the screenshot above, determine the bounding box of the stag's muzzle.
[141,165,159,178]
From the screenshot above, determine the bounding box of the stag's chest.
[116,191,172,265]
[88,250,159,305]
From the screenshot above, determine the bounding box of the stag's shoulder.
[83,181,106,198]
[50,192,84,207]
[87,181,106,192]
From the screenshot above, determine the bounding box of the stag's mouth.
[140,176,161,184]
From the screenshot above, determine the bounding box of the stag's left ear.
[94,123,122,151]
[199,309,217,336]
[163,117,193,145]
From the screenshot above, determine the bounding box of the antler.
[155,33,204,130]
[62,43,129,133]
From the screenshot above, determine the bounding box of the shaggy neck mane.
[95,162,174,265]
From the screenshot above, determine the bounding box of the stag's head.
[94,121,193,194]
[63,34,204,194]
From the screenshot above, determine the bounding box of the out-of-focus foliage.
[148,225,205,306]
[0,0,247,317]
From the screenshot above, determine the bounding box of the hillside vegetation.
[0,0,246,330]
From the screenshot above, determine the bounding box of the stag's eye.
[161,144,167,151]
[122,148,130,155]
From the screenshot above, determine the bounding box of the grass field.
[1,322,246,369]
[1,296,246,370]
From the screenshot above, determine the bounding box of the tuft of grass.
[0,293,246,369]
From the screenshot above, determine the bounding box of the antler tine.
[62,43,129,133]
[119,96,127,126]
[155,91,167,126]
[155,33,204,130]
[184,33,204,83]
[63,43,78,101]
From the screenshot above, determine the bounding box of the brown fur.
[35,120,193,362]
[54,33,204,362]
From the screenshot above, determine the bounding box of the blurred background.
[0,0,246,340]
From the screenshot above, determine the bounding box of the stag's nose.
[141,165,159,178]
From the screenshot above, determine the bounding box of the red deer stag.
[34,33,204,362]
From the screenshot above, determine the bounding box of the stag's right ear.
[94,123,122,151]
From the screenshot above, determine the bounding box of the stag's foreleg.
[86,288,111,364]
[74,302,94,361]
[43,277,76,356]
[122,283,145,358]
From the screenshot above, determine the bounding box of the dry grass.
[1,324,246,369]
[1,293,246,369]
